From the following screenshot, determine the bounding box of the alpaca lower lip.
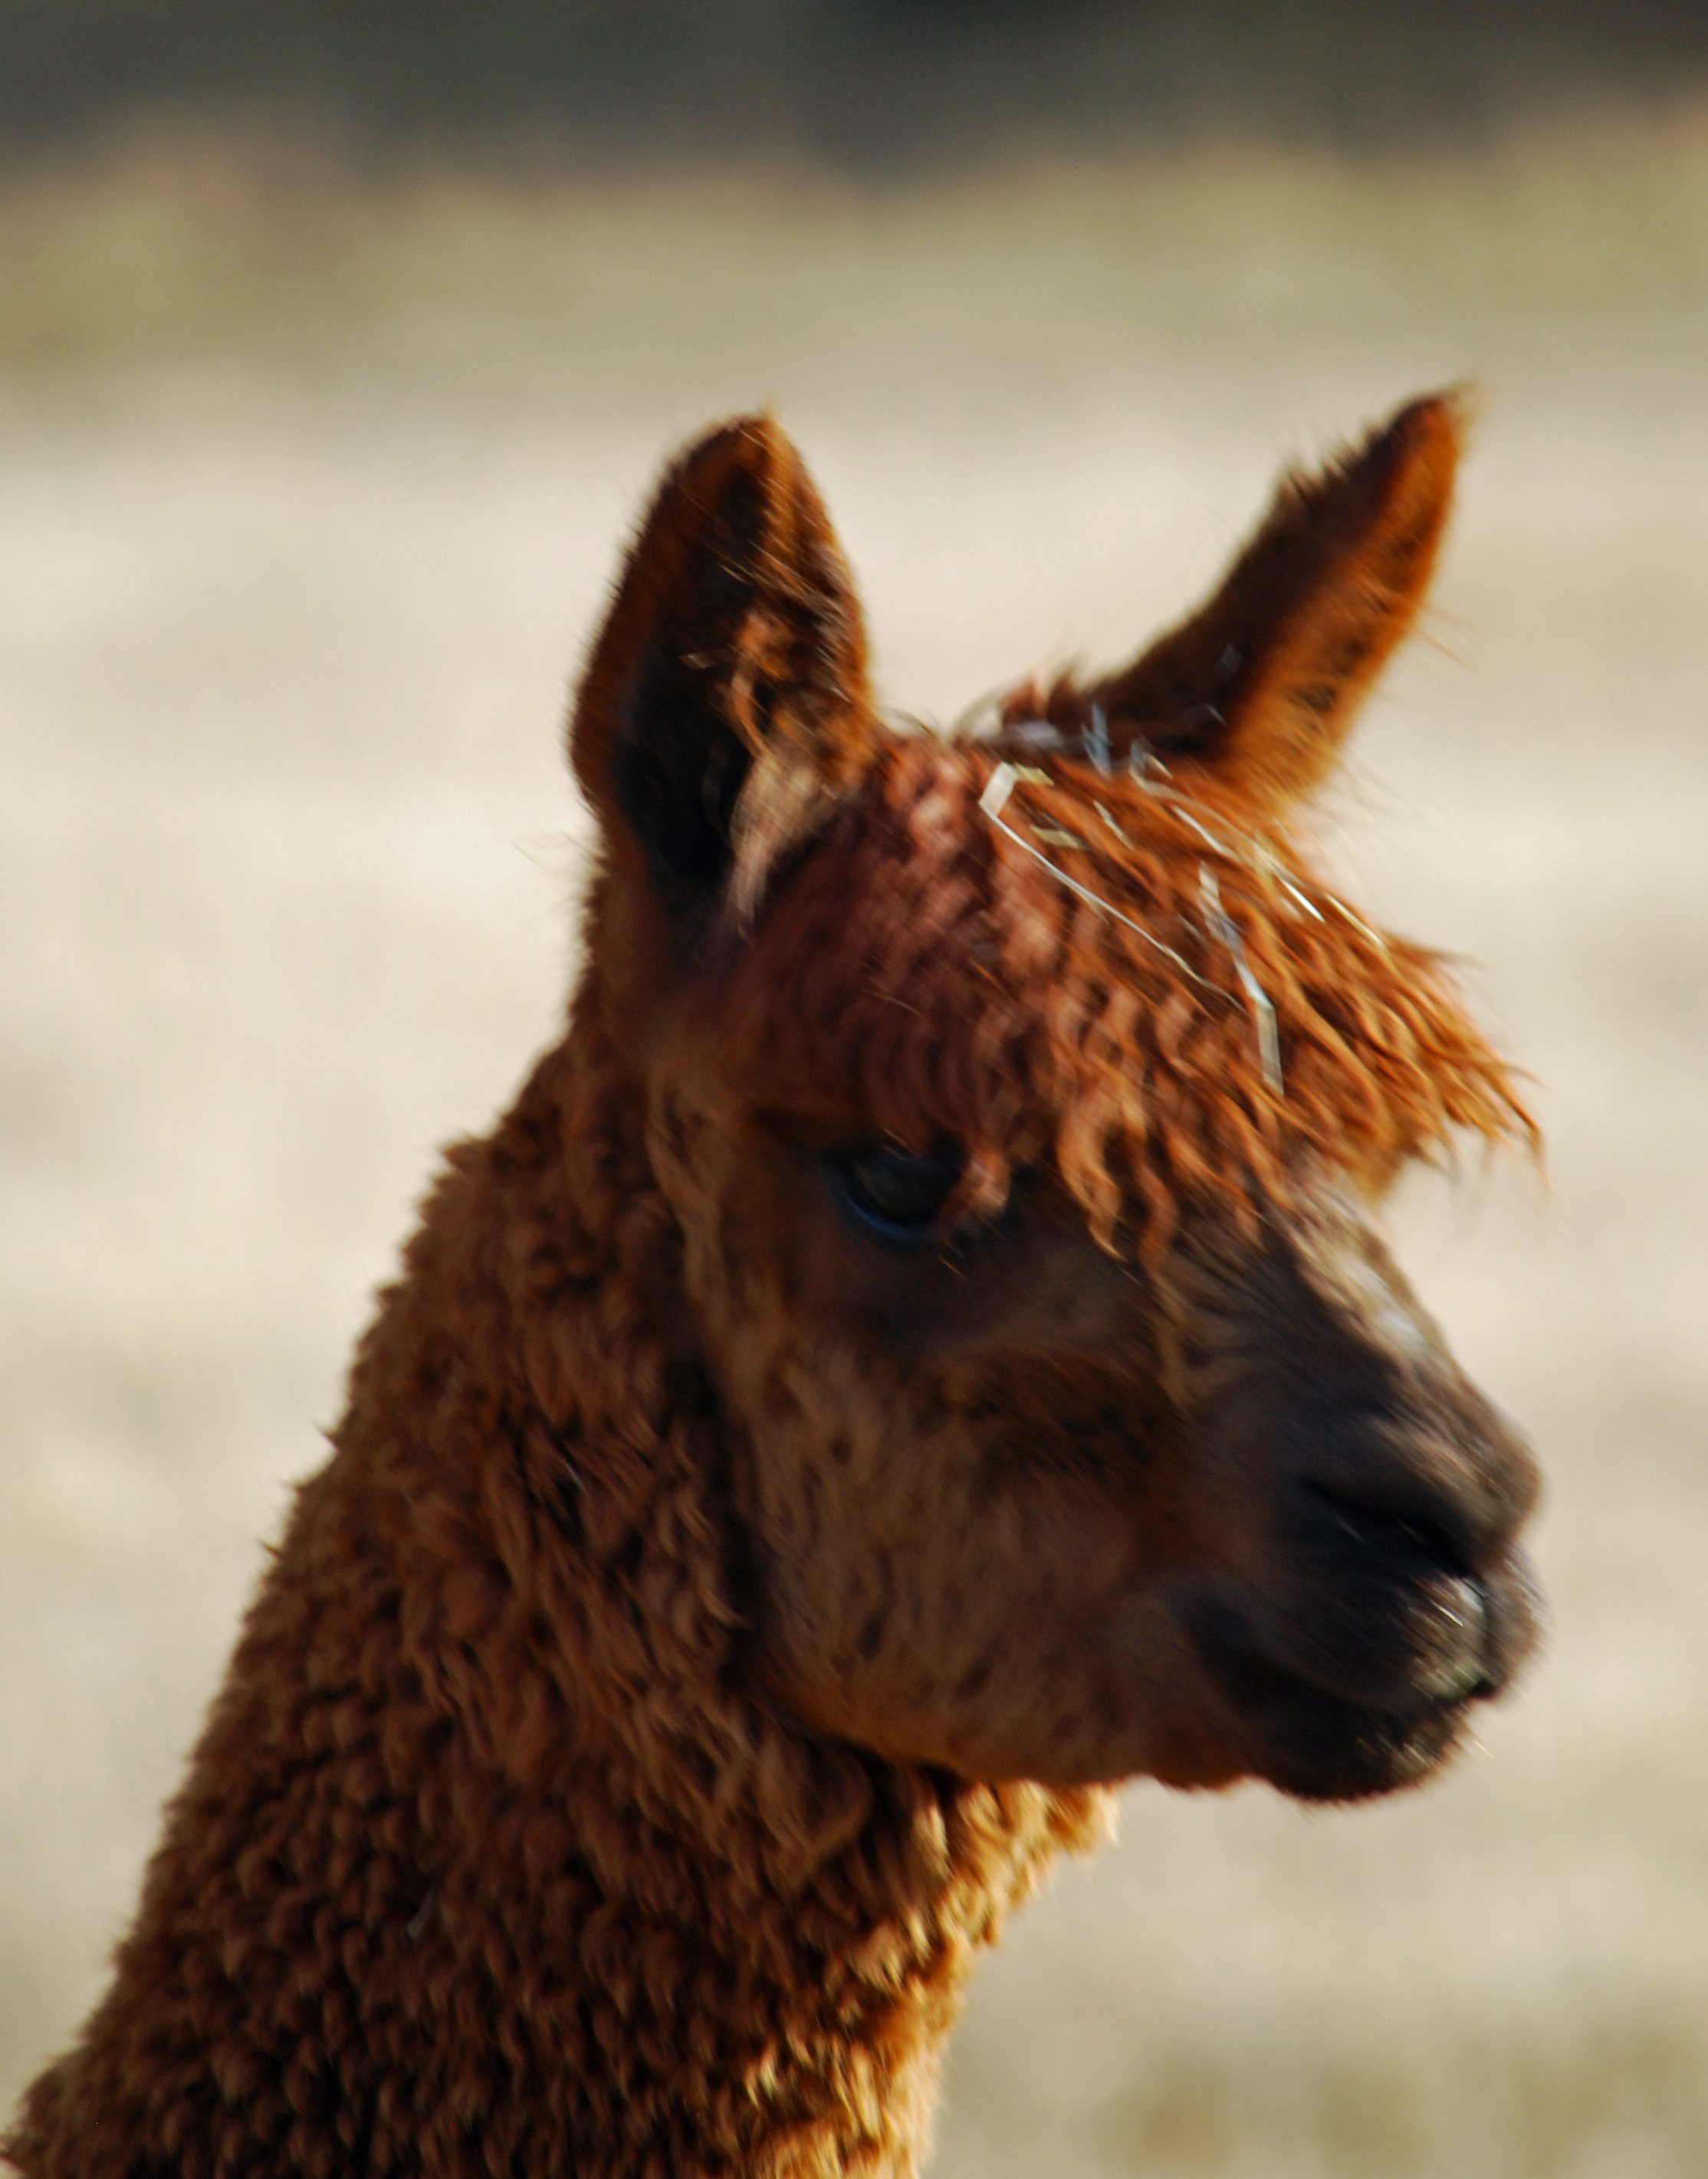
[1241,1665,1477,1800]
[1410,1642,1493,1705]
[1185,1590,1490,1799]
[1263,1689,1471,1802]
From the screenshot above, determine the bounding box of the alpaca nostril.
[1279,1377,1539,1580]
[1296,1478,1471,1580]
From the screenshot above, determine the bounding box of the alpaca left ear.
[1081,391,1467,807]
[571,416,875,921]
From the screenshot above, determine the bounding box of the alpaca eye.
[828,1147,961,1244]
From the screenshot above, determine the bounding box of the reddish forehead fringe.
[726,736,1532,1255]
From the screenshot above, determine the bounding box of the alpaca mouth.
[1184,1584,1522,1803]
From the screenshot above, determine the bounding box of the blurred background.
[2,6,1706,2173]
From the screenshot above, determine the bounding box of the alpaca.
[8,393,1541,2179]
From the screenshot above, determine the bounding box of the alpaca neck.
[354,992,1108,2168]
[8,994,1105,2179]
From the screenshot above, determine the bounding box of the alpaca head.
[568,399,1541,1805]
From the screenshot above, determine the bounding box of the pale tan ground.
[2,121,1706,2175]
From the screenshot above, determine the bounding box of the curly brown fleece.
[7,393,1536,2178]
[722,735,1528,1262]
[8,1001,1104,2176]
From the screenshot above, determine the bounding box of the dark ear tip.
[668,412,805,501]
[1331,387,1472,548]
[1375,385,1477,471]
[658,412,843,591]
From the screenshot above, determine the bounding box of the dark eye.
[826,1145,961,1244]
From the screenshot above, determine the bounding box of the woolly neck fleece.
[7,993,1105,2179]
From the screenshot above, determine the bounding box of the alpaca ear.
[571,416,874,915]
[1083,391,1467,807]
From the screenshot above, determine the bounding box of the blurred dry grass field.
[3,114,1706,2174]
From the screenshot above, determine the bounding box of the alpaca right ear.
[1078,391,1467,809]
[571,418,875,919]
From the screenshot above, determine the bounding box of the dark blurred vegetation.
[3,0,1707,173]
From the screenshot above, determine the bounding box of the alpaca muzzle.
[1178,1207,1543,1800]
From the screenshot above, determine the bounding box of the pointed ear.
[571,416,874,916]
[1082,391,1467,806]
